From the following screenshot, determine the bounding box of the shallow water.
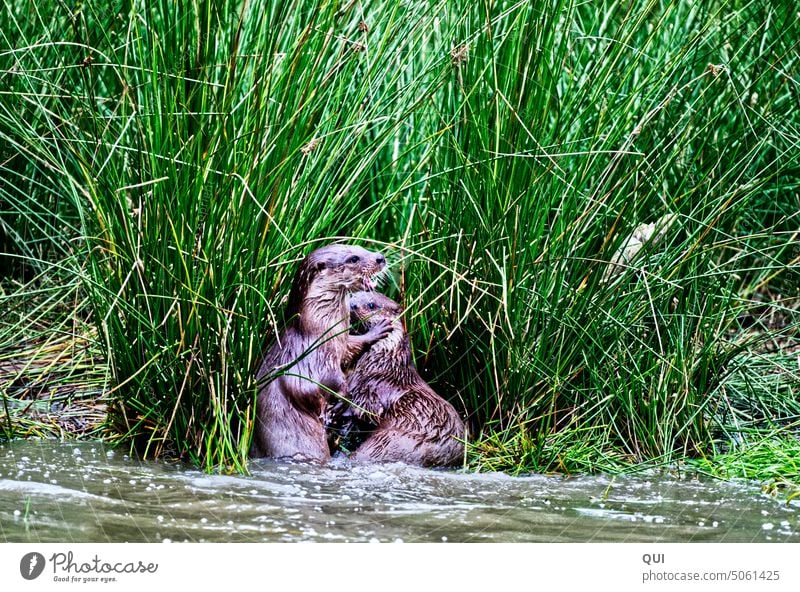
[0,441,796,542]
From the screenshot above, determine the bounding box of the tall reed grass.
[1,0,797,473]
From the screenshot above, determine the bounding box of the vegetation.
[1,271,107,440]
[1,0,797,478]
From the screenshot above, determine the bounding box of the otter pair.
[250,244,464,467]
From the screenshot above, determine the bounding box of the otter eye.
[367,302,376,310]
[348,255,360,264]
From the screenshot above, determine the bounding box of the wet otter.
[335,291,465,467]
[250,245,392,462]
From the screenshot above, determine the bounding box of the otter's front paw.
[364,319,392,344]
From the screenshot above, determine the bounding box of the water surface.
[0,441,796,542]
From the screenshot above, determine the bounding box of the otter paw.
[366,318,393,343]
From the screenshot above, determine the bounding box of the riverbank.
[2,278,797,500]
[1,277,108,440]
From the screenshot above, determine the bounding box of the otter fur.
[250,245,391,462]
[337,291,465,467]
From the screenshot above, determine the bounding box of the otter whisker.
[370,267,390,290]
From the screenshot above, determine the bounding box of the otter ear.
[316,260,328,272]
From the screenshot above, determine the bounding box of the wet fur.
[250,245,390,462]
[340,292,465,467]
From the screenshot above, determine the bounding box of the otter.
[335,291,465,467]
[250,245,392,462]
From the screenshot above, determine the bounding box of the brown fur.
[339,292,465,467]
[250,245,391,462]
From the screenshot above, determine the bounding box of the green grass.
[1,0,798,476]
[688,435,800,502]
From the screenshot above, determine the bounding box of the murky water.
[0,441,797,542]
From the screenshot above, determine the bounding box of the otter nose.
[376,254,386,266]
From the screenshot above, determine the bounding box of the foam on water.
[0,441,797,542]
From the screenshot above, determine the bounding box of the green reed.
[1,0,797,473]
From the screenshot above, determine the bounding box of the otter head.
[288,244,386,317]
[349,291,402,328]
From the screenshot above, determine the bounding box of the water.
[0,441,797,542]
